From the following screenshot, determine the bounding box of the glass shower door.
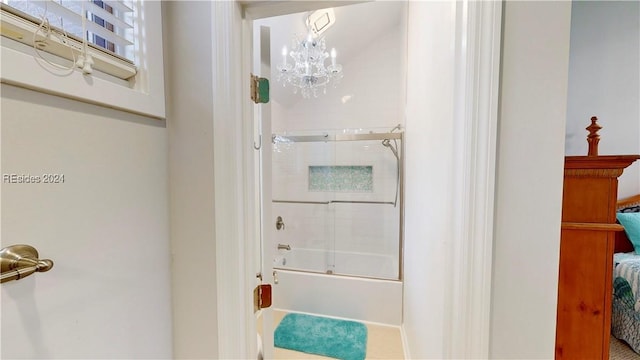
[271,129,402,280]
[272,133,336,274]
[330,137,401,280]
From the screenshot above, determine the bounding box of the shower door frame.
[271,131,405,281]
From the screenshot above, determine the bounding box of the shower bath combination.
[269,125,405,325]
[271,125,404,280]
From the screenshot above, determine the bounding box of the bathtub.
[273,247,399,279]
[272,248,402,325]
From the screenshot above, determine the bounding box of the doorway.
[251,2,408,357]
[208,1,502,358]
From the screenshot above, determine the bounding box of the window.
[0,0,165,119]
[88,1,117,55]
[1,0,136,78]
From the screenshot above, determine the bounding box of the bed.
[555,116,640,359]
[612,194,640,354]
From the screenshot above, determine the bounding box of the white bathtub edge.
[273,268,402,325]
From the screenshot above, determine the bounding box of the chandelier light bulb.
[282,46,288,66]
[331,48,336,67]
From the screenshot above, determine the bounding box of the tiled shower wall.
[308,165,374,192]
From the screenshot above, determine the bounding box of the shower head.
[382,138,399,160]
[381,135,401,208]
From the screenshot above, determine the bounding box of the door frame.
[211,1,502,358]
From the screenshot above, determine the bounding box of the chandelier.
[276,32,343,98]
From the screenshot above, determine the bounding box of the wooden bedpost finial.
[586,116,602,156]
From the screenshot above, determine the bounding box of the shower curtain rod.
[273,199,395,205]
[272,132,403,143]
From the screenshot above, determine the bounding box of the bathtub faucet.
[277,244,291,251]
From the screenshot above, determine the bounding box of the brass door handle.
[1,245,54,284]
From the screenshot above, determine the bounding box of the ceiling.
[255,1,406,107]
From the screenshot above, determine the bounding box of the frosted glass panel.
[308,166,373,192]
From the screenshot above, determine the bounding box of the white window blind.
[1,0,137,78]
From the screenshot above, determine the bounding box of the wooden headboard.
[615,194,640,253]
[556,117,640,358]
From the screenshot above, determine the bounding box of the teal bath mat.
[274,313,367,360]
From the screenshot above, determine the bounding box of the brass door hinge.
[250,74,269,104]
[253,284,272,312]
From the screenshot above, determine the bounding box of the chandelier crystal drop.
[277,33,343,98]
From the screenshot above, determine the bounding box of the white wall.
[1,84,172,359]
[402,2,455,358]
[271,26,405,132]
[162,1,219,358]
[566,1,640,198]
[490,2,572,358]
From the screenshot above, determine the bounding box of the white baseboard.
[400,323,412,360]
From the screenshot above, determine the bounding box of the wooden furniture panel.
[562,176,616,223]
[556,227,616,359]
[555,117,640,360]
[562,155,640,223]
